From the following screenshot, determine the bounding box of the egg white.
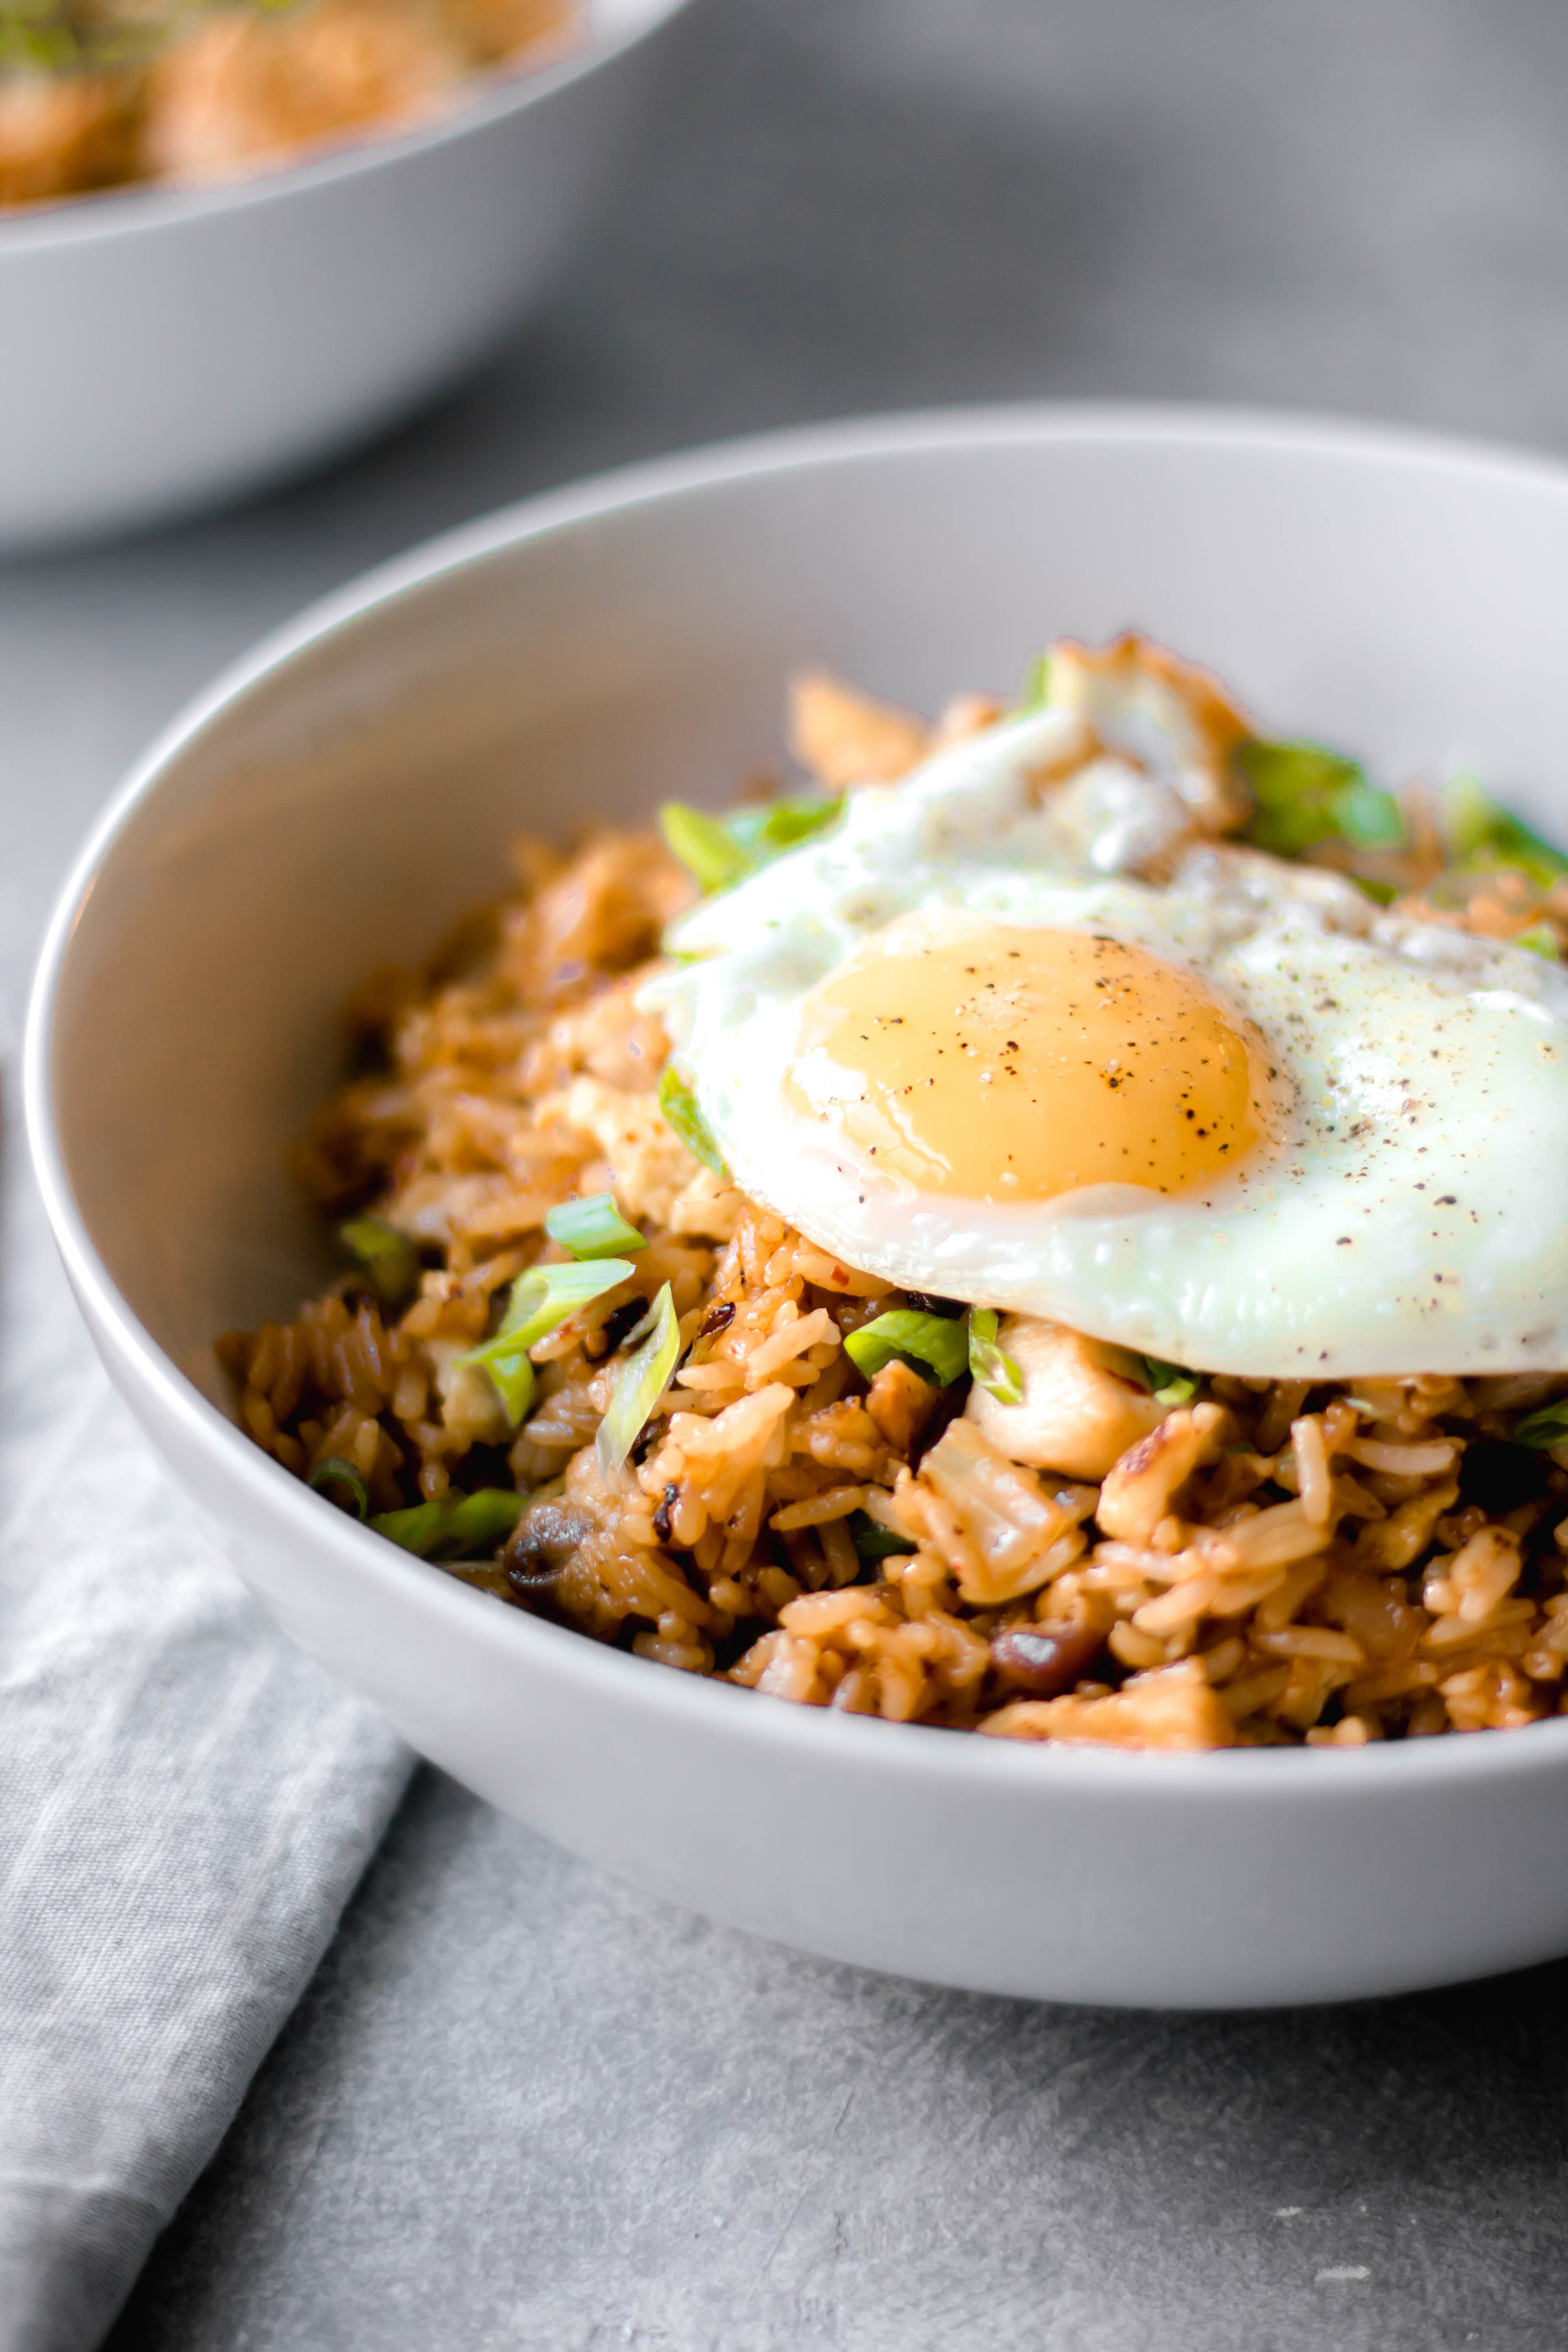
[645,709,1568,1375]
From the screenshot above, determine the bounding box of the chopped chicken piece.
[965,1315,1166,1481]
[788,670,931,790]
[1046,631,1255,833]
[0,72,135,206]
[144,0,465,182]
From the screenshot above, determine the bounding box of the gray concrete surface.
[7,0,1568,2341]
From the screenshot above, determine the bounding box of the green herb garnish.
[458,1258,637,1428]
[596,1283,681,1475]
[968,1307,1024,1405]
[1442,775,1568,893]
[845,1309,970,1389]
[1511,1400,1568,1450]
[1237,739,1404,859]
[852,1515,917,1563]
[337,1215,420,1310]
[0,0,177,75]
[309,1457,369,1519]
[726,792,845,861]
[660,792,844,898]
[658,803,752,894]
[657,1064,728,1178]
[369,1488,524,1561]
[1515,923,1562,960]
[544,1191,646,1261]
[1014,652,1052,714]
[1141,1356,1200,1407]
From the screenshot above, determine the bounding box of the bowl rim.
[0,0,692,257]
[26,394,1568,1800]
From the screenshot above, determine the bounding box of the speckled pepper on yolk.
[785,923,1275,1202]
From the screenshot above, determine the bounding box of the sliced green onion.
[369,1488,524,1561]
[1352,876,1400,907]
[460,1258,637,1428]
[490,1259,638,1354]
[1014,652,1052,714]
[968,1308,1024,1406]
[657,1063,728,1178]
[1141,1355,1200,1407]
[470,1346,536,1429]
[1516,922,1562,960]
[1511,1400,1568,1449]
[1332,776,1407,850]
[662,792,845,899]
[1441,774,1568,891]
[726,792,844,860]
[659,802,752,893]
[845,1309,970,1389]
[309,1457,369,1519]
[337,1215,420,1310]
[1237,740,1404,860]
[596,1282,681,1476]
[852,1514,916,1562]
[544,1191,646,1261]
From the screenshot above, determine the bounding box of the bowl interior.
[41,413,1568,1397]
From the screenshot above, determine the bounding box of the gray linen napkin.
[0,1148,413,2352]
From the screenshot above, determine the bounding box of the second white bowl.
[0,0,694,552]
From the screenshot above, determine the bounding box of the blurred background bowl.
[0,0,695,554]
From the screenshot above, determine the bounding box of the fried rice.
[0,0,575,209]
[218,652,1568,1752]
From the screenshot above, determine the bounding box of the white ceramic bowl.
[26,405,1568,2009]
[0,0,693,553]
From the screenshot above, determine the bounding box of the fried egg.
[645,701,1568,1375]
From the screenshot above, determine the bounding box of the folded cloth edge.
[0,1320,412,2352]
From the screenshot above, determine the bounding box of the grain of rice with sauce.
[220,660,1568,1752]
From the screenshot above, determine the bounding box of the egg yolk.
[785,923,1273,1200]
